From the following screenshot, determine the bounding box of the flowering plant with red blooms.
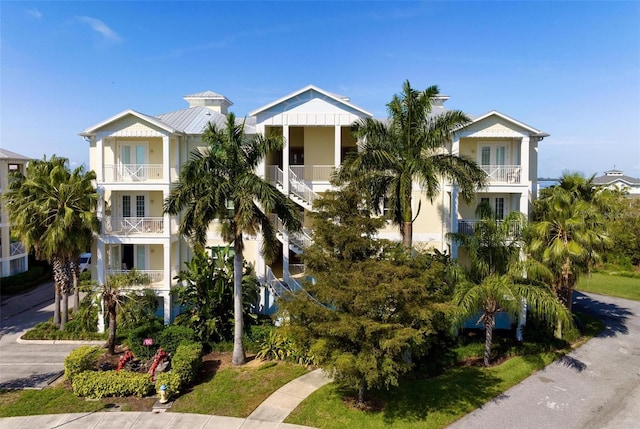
[149,348,169,381]
[116,351,134,372]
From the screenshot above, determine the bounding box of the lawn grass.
[170,361,309,416]
[286,313,605,429]
[577,272,640,301]
[0,387,105,417]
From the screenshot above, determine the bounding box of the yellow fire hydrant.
[159,384,169,404]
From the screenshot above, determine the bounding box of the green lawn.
[0,387,105,417]
[286,312,604,429]
[170,361,309,416]
[577,272,640,301]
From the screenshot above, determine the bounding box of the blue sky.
[1,1,639,178]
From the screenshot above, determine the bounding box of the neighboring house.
[593,169,640,196]
[80,85,548,326]
[0,149,30,277]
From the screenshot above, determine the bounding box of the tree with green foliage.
[102,270,152,355]
[449,204,572,366]
[173,246,259,343]
[165,113,302,365]
[337,80,486,250]
[280,185,453,405]
[2,155,99,330]
[603,196,640,267]
[529,172,611,310]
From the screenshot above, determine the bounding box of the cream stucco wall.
[304,127,335,166]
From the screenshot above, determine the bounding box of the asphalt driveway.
[448,291,640,428]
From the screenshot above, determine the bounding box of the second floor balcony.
[104,217,165,235]
[457,219,522,237]
[103,164,178,183]
[481,165,522,184]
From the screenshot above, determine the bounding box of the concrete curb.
[16,336,105,345]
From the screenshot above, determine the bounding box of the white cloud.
[27,8,42,19]
[76,16,122,43]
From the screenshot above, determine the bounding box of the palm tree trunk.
[232,233,246,366]
[52,257,64,327]
[484,313,495,366]
[61,291,68,331]
[107,304,117,355]
[401,221,413,250]
[71,261,79,313]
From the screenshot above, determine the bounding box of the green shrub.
[0,267,51,295]
[72,370,153,398]
[64,346,102,383]
[22,321,105,341]
[155,372,181,399]
[158,325,196,355]
[171,341,203,386]
[126,323,163,359]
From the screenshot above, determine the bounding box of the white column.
[334,124,341,169]
[520,192,530,221]
[282,124,290,194]
[520,136,530,185]
[163,242,171,325]
[256,124,266,178]
[163,136,170,182]
[451,186,459,259]
[163,291,171,326]
[96,135,104,182]
[96,239,106,333]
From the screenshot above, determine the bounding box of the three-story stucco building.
[81,85,548,326]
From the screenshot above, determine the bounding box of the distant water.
[538,180,559,189]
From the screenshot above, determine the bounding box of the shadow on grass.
[573,291,632,337]
[374,366,502,424]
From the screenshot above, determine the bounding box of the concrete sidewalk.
[0,369,332,429]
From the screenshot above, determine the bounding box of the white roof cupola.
[183,90,233,114]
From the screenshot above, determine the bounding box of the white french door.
[120,142,147,180]
[110,245,147,271]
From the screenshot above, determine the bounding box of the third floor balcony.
[103,164,178,183]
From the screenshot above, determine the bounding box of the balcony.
[457,219,522,236]
[104,217,165,235]
[289,165,335,182]
[481,165,522,184]
[103,164,178,182]
[105,269,165,285]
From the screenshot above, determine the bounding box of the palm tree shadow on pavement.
[572,291,632,337]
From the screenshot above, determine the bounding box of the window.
[136,196,145,217]
[122,195,131,217]
[495,198,505,220]
[481,147,490,166]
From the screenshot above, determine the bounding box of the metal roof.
[593,174,640,185]
[0,148,31,161]
[155,107,256,135]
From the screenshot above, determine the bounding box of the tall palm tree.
[450,204,571,366]
[102,270,152,355]
[530,173,611,311]
[3,155,99,330]
[337,80,487,250]
[165,113,302,365]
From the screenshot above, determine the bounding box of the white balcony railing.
[289,264,305,276]
[290,165,335,181]
[103,164,177,182]
[481,165,522,183]
[104,217,164,234]
[265,165,284,188]
[10,242,25,256]
[105,269,165,285]
[457,219,522,237]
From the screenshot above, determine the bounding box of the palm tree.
[102,270,152,355]
[337,80,487,250]
[2,155,99,330]
[450,204,571,366]
[165,113,302,365]
[530,173,611,310]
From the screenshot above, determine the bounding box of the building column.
[519,192,530,221]
[96,135,104,182]
[334,124,341,169]
[163,136,170,183]
[163,242,171,325]
[282,124,290,194]
[520,136,530,186]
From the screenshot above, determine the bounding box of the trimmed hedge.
[126,323,163,359]
[0,267,52,295]
[64,346,102,383]
[158,325,196,355]
[72,370,153,398]
[154,340,203,399]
